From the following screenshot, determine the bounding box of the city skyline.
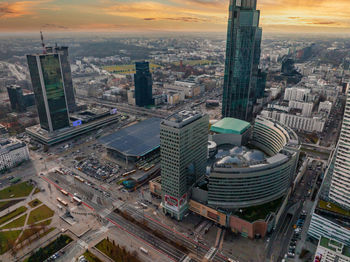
[0,0,350,34]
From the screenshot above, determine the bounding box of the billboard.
[110,108,117,115]
[73,120,82,127]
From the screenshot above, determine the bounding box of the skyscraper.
[27,53,70,132]
[222,0,263,121]
[160,111,209,220]
[134,61,153,107]
[328,90,350,209]
[7,85,26,112]
[46,46,76,112]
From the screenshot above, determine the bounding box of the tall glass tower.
[134,61,153,107]
[27,54,70,132]
[222,0,263,121]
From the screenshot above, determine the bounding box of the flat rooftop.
[210,118,251,135]
[100,118,161,158]
[320,236,350,258]
[162,110,203,129]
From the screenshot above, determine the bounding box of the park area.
[0,182,55,255]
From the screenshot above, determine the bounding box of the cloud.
[0,1,54,19]
[42,23,69,29]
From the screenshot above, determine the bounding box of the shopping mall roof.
[100,118,161,158]
[210,118,251,135]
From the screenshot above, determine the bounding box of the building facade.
[160,111,209,220]
[7,85,26,112]
[0,139,29,172]
[27,53,70,132]
[222,0,263,121]
[47,46,76,112]
[207,116,300,209]
[328,89,350,209]
[134,61,153,107]
[313,237,350,262]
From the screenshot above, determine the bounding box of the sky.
[0,0,350,34]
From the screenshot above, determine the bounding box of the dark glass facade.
[27,54,70,132]
[134,61,153,107]
[53,46,76,112]
[222,0,263,122]
[7,86,26,112]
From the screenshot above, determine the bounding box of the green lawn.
[319,200,350,217]
[0,206,27,226]
[96,238,141,262]
[27,205,54,225]
[28,199,42,208]
[83,250,102,262]
[1,213,26,229]
[35,219,52,227]
[0,199,21,212]
[19,227,55,244]
[0,230,21,254]
[0,182,33,200]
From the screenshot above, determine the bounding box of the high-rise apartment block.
[328,90,350,209]
[134,61,153,107]
[160,111,209,220]
[27,53,70,132]
[222,0,263,121]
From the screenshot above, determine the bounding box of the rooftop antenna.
[40,31,46,54]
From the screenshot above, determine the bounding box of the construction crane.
[40,31,46,54]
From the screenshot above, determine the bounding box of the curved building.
[207,116,300,209]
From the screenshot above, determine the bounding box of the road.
[41,170,231,262]
[266,160,323,261]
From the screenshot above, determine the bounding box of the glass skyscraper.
[27,54,70,132]
[134,61,153,107]
[222,0,263,121]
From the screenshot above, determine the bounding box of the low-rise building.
[0,139,29,171]
[314,237,350,262]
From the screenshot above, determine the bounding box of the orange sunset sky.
[0,0,350,33]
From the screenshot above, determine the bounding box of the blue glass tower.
[222,0,263,121]
[134,61,153,107]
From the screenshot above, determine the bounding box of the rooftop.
[318,200,350,218]
[210,118,251,135]
[162,110,203,128]
[319,237,350,258]
[100,118,161,157]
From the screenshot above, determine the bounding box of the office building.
[0,139,29,172]
[222,0,263,121]
[27,53,70,132]
[7,85,26,112]
[328,90,350,209]
[49,46,76,112]
[314,237,350,262]
[134,61,153,107]
[160,111,209,220]
[7,85,35,112]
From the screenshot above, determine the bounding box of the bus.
[57,197,68,206]
[74,176,85,183]
[55,169,65,175]
[122,170,136,177]
[61,189,69,196]
[139,247,148,254]
[10,178,21,184]
[73,196,82,205]
[144,164,155,172]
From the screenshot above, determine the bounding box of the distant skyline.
[0,0,350,34]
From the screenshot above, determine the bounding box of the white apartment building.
[289,101,314,117]
[0,139,29,171]
[319,101,333,115]
[284,87,310,102]
[313,237,350,262]
[329,91,350,209]
[261,110,325,133]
